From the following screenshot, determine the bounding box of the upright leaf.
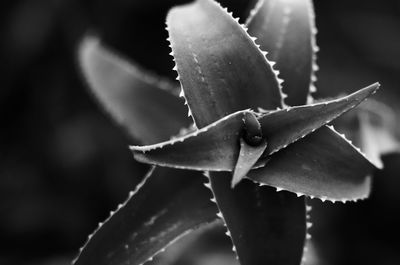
[167,1,306,264]
[79,37,191,144]
[74,167,217,265]
[247,0,317,106]
[167,0,283,127]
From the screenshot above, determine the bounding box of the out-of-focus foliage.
[0,0,399,265]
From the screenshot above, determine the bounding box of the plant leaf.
[73,167,217,265]
[167,0,283,128]
[247,0,317,106]
[248,126,376,202]
[131,110,249,171]
[131,84,378,171]
[210,175,306,264]
[260,83,379,155]
[167,1,306,264]
[79,36,191,144]
[231,138,268,188]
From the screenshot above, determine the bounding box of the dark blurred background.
[1,0,399,265]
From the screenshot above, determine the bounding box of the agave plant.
[75,0,381,264]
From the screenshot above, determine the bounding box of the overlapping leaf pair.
[75,0,380,264]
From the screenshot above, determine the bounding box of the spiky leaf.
[247,0,317,106]
[79,37,191,144]
[132,110,250,171]
[131,84,378,171]
[167,0,283,127]
[74,167,217,265]
[248,126,376,201]
[259,83,379,155]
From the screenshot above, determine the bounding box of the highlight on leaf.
[231,138,268,188]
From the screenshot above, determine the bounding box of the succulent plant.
[75,0,381,264]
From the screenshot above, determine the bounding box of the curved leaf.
[248,126,376,202]
[247,0,317,106]
[79,36,191,144]
[131,84,378,171]
[167,0,283,128]
[73,167,217,265]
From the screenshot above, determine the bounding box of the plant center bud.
[243,112,264,146]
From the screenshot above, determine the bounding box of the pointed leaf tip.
[259,82,380,156]
[231,138,268,188]
[131,110,251,171]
